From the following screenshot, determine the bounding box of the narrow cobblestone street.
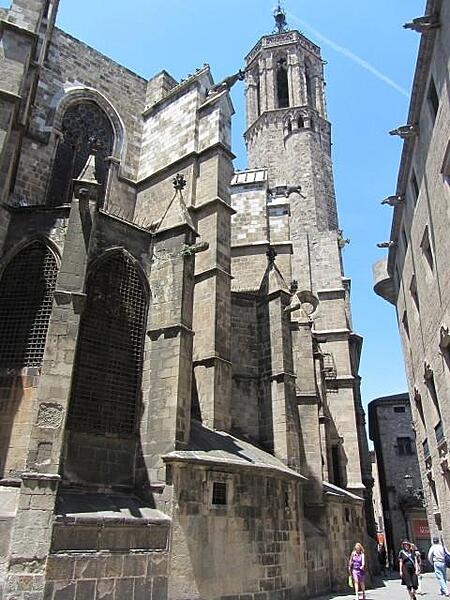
[314,573,445,600]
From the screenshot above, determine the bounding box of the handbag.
[445,550,450,568]
[442,541,450,568]
[348,575,353,588]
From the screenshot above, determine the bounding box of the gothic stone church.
[0,1,372,599]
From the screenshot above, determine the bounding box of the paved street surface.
[313,573,446,600]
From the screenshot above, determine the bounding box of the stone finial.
[389,124,418,139]
[274,2,288,33]
[73,151,102,202]
[403,14,440,33]
[289,280,298,294]
[157,174,196,233]
[173,173,187,191]
[381,195,404,207]
[77,153,99,184]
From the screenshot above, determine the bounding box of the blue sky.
[2,0,425,407]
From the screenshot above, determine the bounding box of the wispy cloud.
[287,12,410,98]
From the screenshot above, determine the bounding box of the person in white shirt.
[428,536,449,596]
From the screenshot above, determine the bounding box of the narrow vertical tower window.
[276,57,289,108]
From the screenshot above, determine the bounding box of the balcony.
[372,258,396,304]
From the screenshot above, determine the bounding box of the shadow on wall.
[61,251,153,504]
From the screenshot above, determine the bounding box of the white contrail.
[287,12,410,98]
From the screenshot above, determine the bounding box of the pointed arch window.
[47,101,114,206]
[68,253,148,436]
[276,57,289,108]
[0,241,58,368]
[305,61,315,109]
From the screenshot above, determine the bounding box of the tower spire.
[274,2,288,33]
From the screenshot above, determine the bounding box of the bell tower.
[231,5,369,501]
[244,4,337,247]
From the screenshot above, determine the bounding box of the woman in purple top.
[349,543,366,600]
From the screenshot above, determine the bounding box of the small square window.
[411,171,420,205]
[428,77,439,122]
[402,226,409,250]
[397,436,413,456]
[212,481,227,505]
[421,226,434,270]
[410,275,419,312]
[402,311,410,339]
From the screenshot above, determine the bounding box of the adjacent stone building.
[368,394,428,562]
[0,1,371,598]
[374,0,450,547]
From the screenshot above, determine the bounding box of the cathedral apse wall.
[0,1,371,599]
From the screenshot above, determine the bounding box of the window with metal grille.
[0,241,58,368]
[212,481,227,505]
[47,101,114,206]
[396,437,413,456]
[68,253,147,435]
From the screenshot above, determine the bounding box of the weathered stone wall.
[43,552,169,600]
[369,397,425,557]
[169,463,306,600]
[231,295,260,441]
[0,207,69,477]
[10,27,147,212]
[376,0,450,543]
[231,182,267,246]
[325,497,366,590]
[42,515,170,600]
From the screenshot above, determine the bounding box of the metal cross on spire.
[274,2,288,33]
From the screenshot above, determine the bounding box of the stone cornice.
[162,452,307,482]
[245,30,321,66]
[0,88,21,104]
[0,18,38,40]
[98,208,152,235]
[194,266,232,283]
[135,142,235,190]
[193,355,232,368]
[147,323,194,341]
[190,196,236,215]
[244,106,328,142]
[142,66,212,117]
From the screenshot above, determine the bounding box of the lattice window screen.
[68,253,147,435]
[0,242,58,368]
[47,101,114,206]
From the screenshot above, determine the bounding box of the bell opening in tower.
[276,57,289,108]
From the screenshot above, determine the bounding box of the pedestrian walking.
[378,544,388,576]
[349,542,366,600]
[412,544,423,594]
[427,536,450,596]
[399,540,419,600]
